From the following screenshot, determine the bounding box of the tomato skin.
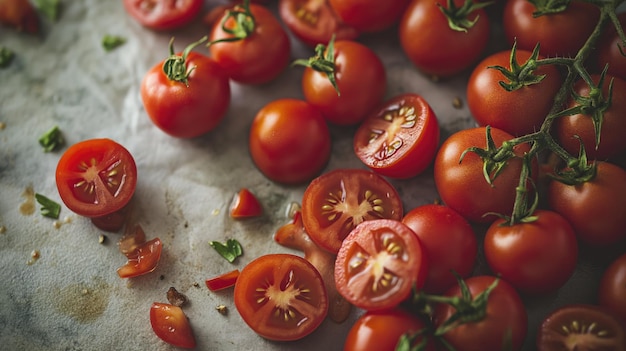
[123,0,202,31]
[595,13,626,81]
[328,0,410,33]
[433,276,528,351]
[599,253,626,323]
[301,40,387,126]
[484,210,578,295]
[399,0,490,78]
[206,269,240,291]
[248,98,331,185]
[117,238,163,278]
[150,302,196,349]
[548,161,626,246]
[433,127,533,224]
[354,93,440,179]
[401,204,477,294]
[467,49,562,137]
[233,253,328,341]
[344,308,436,351]
[209,3,291,84]
[141,51,231,138]
[229,188,262,218]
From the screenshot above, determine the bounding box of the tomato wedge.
[123,0,202,31]
[229,188,263,218]
[117,238,163,278]
[334,219,428,311]
[301,168,403,253]
[234,253,328,341]
[150,302,196,349]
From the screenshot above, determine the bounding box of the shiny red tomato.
[150,302,196,349]
[328,0,410,33]
[598,253,626,323]
[117,237,163,278]
[229,188,262,218]
[209,2,290,84]
[205,269,240,291]
[595,13,626,81]
[248,98,331,185]
[141,48,231,138]
[233,253,328,341]
[300,39,386,126]
[402,204,477,294]
[399,0,490,78]
[123,0,202,31]
[334,219,428,311]
[354,93,440,179]
[301,168,403,253]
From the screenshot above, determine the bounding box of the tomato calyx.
[529,0,570,16]
[488,42,547,91]
[437,0,491,33]
[162,36,207,86]
[207,0,256,46]
[461,126,518,186]
[292,35,340,95]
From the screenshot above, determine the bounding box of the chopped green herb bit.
[33,0,61,21]
[39,126,64,152]
[209,239,243,263]
[102,35,126,52]
[0,47,15,69]
[35,193,61,219]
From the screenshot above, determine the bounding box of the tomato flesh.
[206,269,240,291]
[150,302,196,349]
[230,188,263,218]
[117,238,163,278]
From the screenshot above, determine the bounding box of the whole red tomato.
[595,13,626,81]
[123,0,202,31]
[598,253,626,323]
[328,0,410,33]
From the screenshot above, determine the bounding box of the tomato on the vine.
[150,302,196,349]
[598,253,626,323]
[595,13,626,81]
[123,0,202,31]
[328,0,410,33]
[353,93,440,179]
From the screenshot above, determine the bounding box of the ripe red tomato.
[117,237,163,278]
[233,253,328,341]
[56,138,137,219]
[248,98,331,185]
[205,269,240,291]
[595,13,626,81]
[150,302,196,349]
[301,168,404,253]
[334,219,428,311]
[328,0,410,33]
[344,308,436,351]
[433,276,528,351]
[278,0,359,47]
[209,2,291,84]
[353,93,440,179]
[399,0,490,78]
[433,127,533,223]
[548,161,626,246]
[598,253,626,323]
[123,0,202,31]
[484,210,578,295]
[401,204,477,294]
[467,49,562,137]
[502,0,599,58]
[300,39,387,126]
[229,188,262,218]
[141,49,231,138]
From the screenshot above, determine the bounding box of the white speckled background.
[0,1,611,350]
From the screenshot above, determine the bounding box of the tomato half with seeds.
[56,139,137,219]
[301,169,403,253]
[150,302,196,349]
[334,219,428,311]
[123,0,202,31]
[233,253,328,341]
[354,93,440,179]
[328,0,410,33]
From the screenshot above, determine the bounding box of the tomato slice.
[301,168,403,253]
[354,93,440,179]
[234,253,328,341]
[206,269,240,291]
[334,219,428,311]
[150,302,196,349]
[55,139,137,218]
[122,0,202,31]
[117,238,163,278]
[229,188,263,218]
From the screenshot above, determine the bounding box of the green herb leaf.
[102,35,126,52]
[0,47,15,69]
[209,239,243,263]
[32,0,61,22]
[38,126,64,152]
[35,193,61,219]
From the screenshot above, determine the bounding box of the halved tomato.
[233,253,328,341]
[301,168,403,253]
[150,302,196,349]
[117,238,163,278]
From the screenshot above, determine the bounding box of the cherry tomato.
[233,253,328,341]
[401,204,477,294]
[278,0,359,47]
[595,13,626,81]
[141,47,231,138]
[467,48,562,137]
[335,219,428,311]
[502,0,599,58]
[123,0,202,31]
[301,168,404,253]
[536,304,626,351]
[150,302,196,349]
[300,39,387,126]
[399,0,490,78]
[548,161,626,246]
[344,308,436,351]
[205,269,240,291]
[56,138,137,219]
[229,188,262,218]
[599,253,626,323]
[328,0,410,33]
[353,93,440,179]
[433,127,533,223]
[0,0,39,33]
[117,237,163,278]
[248,98,331,185]
[209,2,291,84]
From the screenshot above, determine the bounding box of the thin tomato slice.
[230,188,263,218]
[234,253,328,341]
[150,302,196,349]
[206,269,240,291]
[117,238,163,278]
[301,168,403,253]
[334,219,428,311]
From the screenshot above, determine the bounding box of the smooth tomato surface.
[334,219,428,311]
[56,138,137,218]
[123,0,202,30]
[595,13,626,81]
[205,269,240,291]
[229,188,262,218]
[328,0,410,33]
[354,93,440,179]
[301,168,403,253]
[249,98,331,185]
[150,302,196,349]
[117,237,163,278]
[233,253,328,341]
[598,253,626,323]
